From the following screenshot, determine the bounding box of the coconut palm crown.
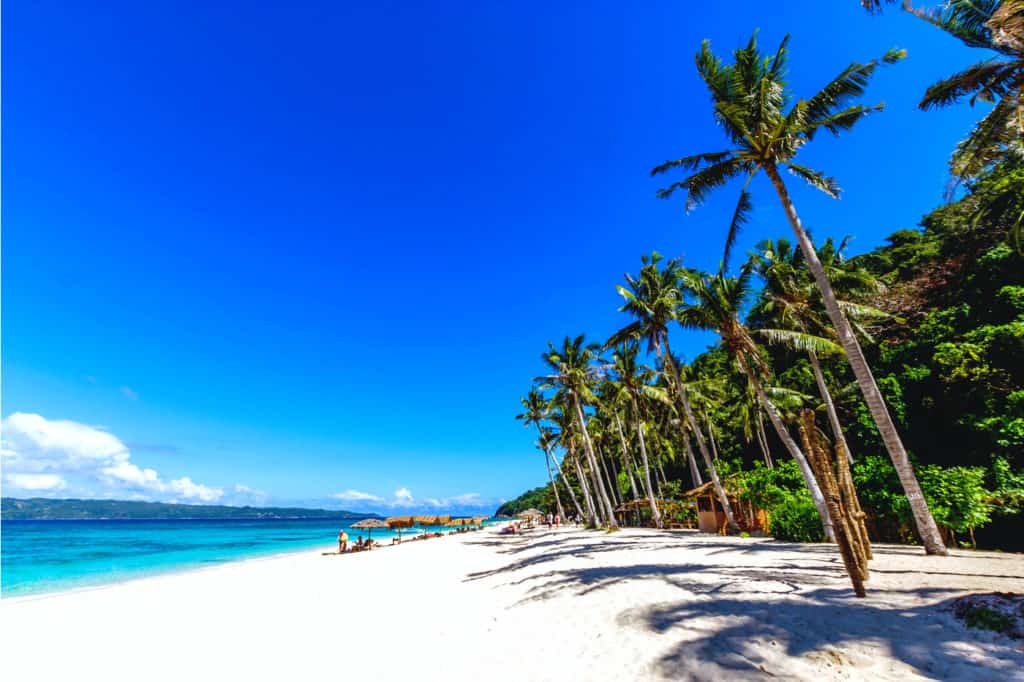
[651,31,904,269]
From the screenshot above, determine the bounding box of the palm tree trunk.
[681,429,704,488]
[808,350,855,465]
[764,162,947,556]
[549,447,584,521]
[614,412,642,500]
[571,444,597,525]
[597,446,620,507]
[740,356,836,542]
[660,338,739,531]
[534,425,566,520]
[705,413,720,460]
[756,411,774,469]
[542,446,566,521]
[629,395,663,528]
[572,393,618,528]
[657,461,668,495]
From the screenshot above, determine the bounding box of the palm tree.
[912,0,1024,182]
[607,342,665,527]
[540,336,619,528]
[678,265,835,540]
[751,235,889,466]
[653,33,947,554]
[550,405,595,525]
[610,253,739,531]
[516,387,568,521]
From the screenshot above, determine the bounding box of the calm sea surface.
[1,518,488,597]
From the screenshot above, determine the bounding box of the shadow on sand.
[466,529,1024,680]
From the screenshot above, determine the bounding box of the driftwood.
[798,409,872,597]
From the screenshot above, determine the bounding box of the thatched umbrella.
[517,508,545,519]
[351,518,389,542]
[386,516,415,541]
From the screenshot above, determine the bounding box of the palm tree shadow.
[626,586,1024,680]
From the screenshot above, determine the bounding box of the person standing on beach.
[338,529,349,553]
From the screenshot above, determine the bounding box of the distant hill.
[495,485,554,517]
[1,498,379,521]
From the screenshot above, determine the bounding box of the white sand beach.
[2,525,1022,681]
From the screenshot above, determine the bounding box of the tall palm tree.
[515,387,568,521]
[597,379,643,503]
[913,0,1024,181]
[607,342,665,527]
[610,253,739,531]
[653,33,947,554]
[550,405,595,524]
[678,265,835,540]
[750,236,886,466]
[540,336,619,528]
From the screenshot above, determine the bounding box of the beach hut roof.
[351,518,390,529]
[681,475,741,499]
[517,508,545,518]
[385,516,415,528]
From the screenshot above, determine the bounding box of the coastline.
[1,518,479,599]
[2,524,1021,680]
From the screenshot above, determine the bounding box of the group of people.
[337,529,375,554]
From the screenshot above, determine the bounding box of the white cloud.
[333,489,383,502]
[1,412,223,503]
[120,386,139,401]
[5,473,67,491]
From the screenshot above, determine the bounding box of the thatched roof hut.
[681,477,765,535]
[517,508,545,519]
[385,516,415,528]
[414,515,451,526]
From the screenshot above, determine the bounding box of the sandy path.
[2,526,1022,681]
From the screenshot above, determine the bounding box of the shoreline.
[2,525,1021,680]
[1,523,495,602]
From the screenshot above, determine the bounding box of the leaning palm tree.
[550,405,596,524]
[912,0,1024,182]
[750,236,887,466]
[515,387,568,521]
[596,379,643,503]
[540,336,619,528]
[678,265,835,540]
[653,33,947,554]
[609,253,738,531]
[607,342,665,527]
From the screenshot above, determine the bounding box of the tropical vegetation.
[505,3,1024,553]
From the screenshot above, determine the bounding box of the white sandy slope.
[2,526,1022,681]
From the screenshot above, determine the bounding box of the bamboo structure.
[798,409,871,597]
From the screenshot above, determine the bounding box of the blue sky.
[2,1,984,512]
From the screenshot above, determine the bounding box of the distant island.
[1,498,379,521]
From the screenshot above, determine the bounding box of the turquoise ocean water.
[1,518,489,598]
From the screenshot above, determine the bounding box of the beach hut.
[385,516,415,541]
[517,508,545,527]
[351,518,390,542]
[681,478,766,535]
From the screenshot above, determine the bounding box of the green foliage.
[494,486,554,517]
[962,606,1016,634]
[766,491,826,543]
[917,464,993,541]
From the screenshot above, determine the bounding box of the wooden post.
[798,410,867,598]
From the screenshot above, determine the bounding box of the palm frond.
[786,163,841,198]
[755,328,844,356]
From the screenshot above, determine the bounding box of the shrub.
[767,492,825,543]
[962,606,1015,634]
